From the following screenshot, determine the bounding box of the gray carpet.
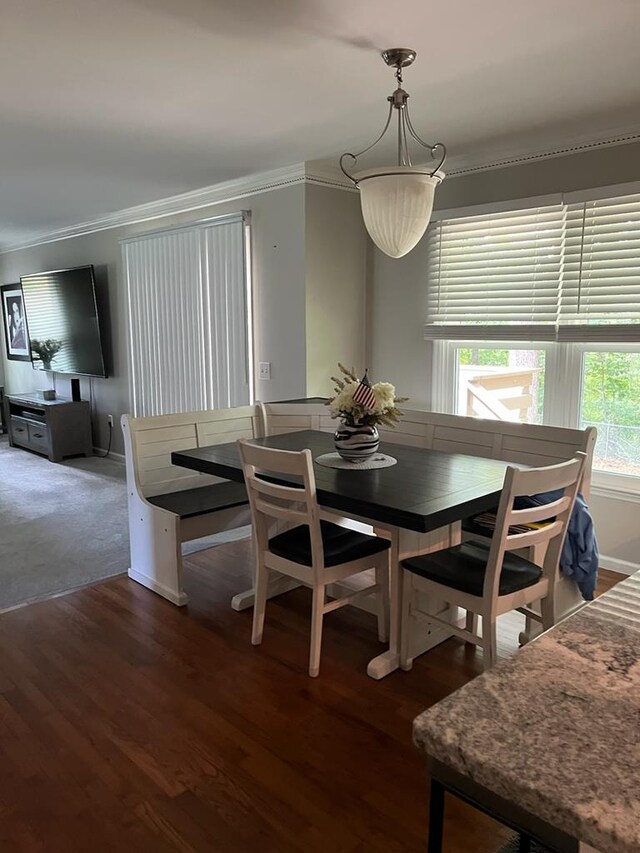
[0,439,248,611]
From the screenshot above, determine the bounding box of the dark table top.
[172,430,513,533]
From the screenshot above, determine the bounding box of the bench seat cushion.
[269,520,390,568]
[402,540,542,598]
[148,482,248,519]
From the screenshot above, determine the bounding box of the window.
[456,346,545,424]
[427,189,640,486]
[580,350,640,476]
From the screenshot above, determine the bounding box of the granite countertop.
[413,572,640,853]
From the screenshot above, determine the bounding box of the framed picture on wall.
[1,284,31,361]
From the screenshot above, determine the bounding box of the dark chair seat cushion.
[402,540,542,598]
[269,520,390,568]
[148,482,248,519]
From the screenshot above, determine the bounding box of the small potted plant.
[31,338,63,371]
[327,363,407,462]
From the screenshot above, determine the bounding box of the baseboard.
[92,447,125,463]
[128,568,189,605]
[599,555,639,575]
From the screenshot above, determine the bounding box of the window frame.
[431,338,640,496]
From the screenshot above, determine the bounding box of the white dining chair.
[399,453,586,671]
[237,439,391,677]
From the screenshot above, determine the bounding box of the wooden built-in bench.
[122,405,264,605]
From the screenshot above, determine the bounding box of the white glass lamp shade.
[355,167,443,259]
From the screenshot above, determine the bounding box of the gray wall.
[368,140,640,569]
[0,184,308,455]
[437,140,640,210]
[305,184,367,396]
[0,182,366,456]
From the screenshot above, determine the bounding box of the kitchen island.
[413,571,640,853]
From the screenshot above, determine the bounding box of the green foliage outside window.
[459,348,509,367]
[581,352,640,427]
[457,347,640,472]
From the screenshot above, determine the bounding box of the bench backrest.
[122,405,262,498]
[261,403,595,496]
[123,400,596,501]
[260,401,335,436]
[378,408,596,498]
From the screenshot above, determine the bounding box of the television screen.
[20,265,107,377]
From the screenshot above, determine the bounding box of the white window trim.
[431,339,640,497]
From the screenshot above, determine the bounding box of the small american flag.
[352,370,376,410]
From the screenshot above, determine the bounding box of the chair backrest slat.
[506,495,571,527]
[503,520,564,551]
[483,452,586,603]
[238,439,325,575]
[254,497,309,525]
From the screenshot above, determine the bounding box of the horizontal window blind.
[559,193,640,342]
[425,193,640,342]
[425,205,565,341]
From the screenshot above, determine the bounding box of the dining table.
[172,429,516,679]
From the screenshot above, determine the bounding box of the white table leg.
[231,519,302,611]
[367,522,461,679]
[231,575,302,611]
[367,527,401,679]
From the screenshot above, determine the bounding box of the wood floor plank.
[0,541,621,853]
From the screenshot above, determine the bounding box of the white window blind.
[425,193,640,342]
[425,205,565,340]
[559,193,640,342]
[122,213,251,417]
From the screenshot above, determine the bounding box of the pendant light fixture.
[340,48,446,259]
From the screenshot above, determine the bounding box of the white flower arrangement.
[327,364,408,428]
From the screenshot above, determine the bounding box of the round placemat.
[315,452,397,470]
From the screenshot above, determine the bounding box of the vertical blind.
[425,192,640,342]
[122,214,250,417]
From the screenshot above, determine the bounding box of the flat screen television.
[21,265,107,377]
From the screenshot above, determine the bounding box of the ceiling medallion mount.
[339,47,446,259]
[381,47,416,69]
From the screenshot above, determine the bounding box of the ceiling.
[1,0,640,248]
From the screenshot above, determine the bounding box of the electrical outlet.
[259,362,271,381]
[107,414,114,428]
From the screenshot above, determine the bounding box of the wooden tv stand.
[4,393,92,462]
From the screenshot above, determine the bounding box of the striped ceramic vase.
[334,423,380,462]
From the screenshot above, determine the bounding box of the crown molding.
[4,128,640,254]
[303,163,357,192]
[0,163,309,254]
[444,129,640,177]
[305,128,640,186]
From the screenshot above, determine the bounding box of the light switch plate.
[259,362,271,381]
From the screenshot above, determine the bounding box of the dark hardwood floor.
[0,541,620,852]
